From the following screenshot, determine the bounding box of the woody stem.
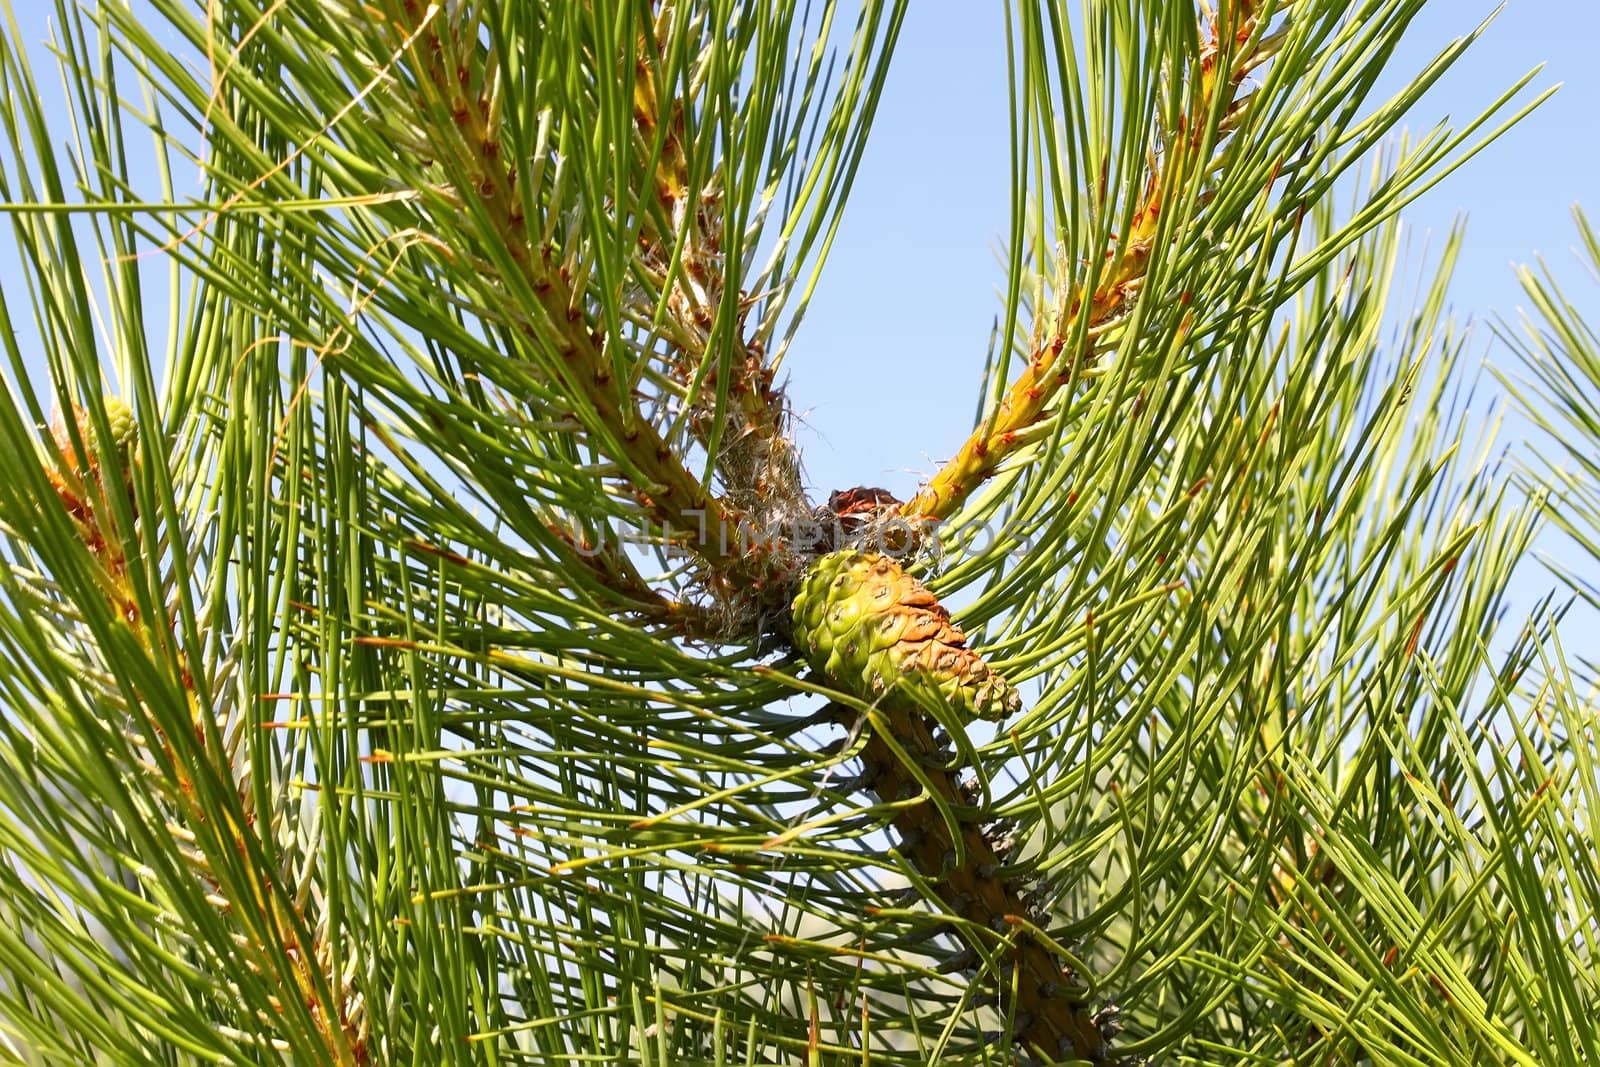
[901,1,1277,525]
[393,0,761,582]
[863,708,1113,1064]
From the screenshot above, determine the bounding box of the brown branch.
[900,0,1277,525]
[860,706,1114,1064]
[629,8,808,533]
[48,403,368,1065]
[387,0,762,586]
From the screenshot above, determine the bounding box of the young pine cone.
[789,551,1020,723]
[53,395,138,471]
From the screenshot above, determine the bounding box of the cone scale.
[789,551,1020,724]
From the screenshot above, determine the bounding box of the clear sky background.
[781,1,1600,628]
[789,1,1599,497]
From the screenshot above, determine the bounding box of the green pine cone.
[54,395,138,468]
[790,550,1020,723]
[99,396,137,453]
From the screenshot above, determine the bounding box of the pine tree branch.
[47,399,368,1065]
[384,0,768,591]
[629,10,807,534]
[0,0,1567,1062]
[900,0,1278,526]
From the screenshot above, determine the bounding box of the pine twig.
[900,0,1280,525]
[387,0,760,579]
[862,705,1115,1063]
[629,5,807,531]
[47,399,369,1066]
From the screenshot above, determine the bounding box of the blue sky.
[777,1,1600,635]
[789,2,1600,502]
